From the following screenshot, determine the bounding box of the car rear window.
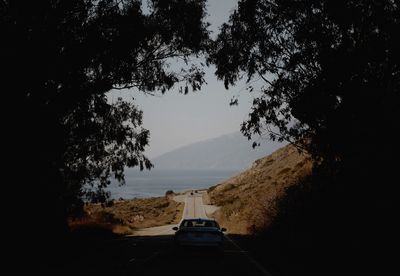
[181,220,217,228]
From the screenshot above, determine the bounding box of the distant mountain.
[152,132,284,171]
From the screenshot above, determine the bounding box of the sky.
[111,0,259,158]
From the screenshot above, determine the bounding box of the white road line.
[224,235,273,276]
[182,194,188,219]
[182,193,200,218]
[197,193,273,276]
[200,197,207,217]
[130,191,274,276]
[193,193,272,276]
[129,251,160,263]
[193,195,196,217]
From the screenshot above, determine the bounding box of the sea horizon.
[107,169,239,200]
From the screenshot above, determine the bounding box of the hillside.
[152,132,283,171]
[206,143,312,234]
[69,195,184,235]
[71,143,312,236]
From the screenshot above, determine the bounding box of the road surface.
[182,190,208,218]
[132,190,211,236]
[122,190,273,276]
[58,190,273,276]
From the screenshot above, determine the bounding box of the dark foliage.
[210,0,399,275]
[211,0,399,160]
[2,0,210,270]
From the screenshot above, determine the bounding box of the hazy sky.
[112,0,259,158]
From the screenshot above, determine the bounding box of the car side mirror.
[221,228,227,232]
[172,227,179,231]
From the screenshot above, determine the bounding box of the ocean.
[106,169,239,199]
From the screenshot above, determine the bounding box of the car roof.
[180,218,218,224]
[181,218,216,222]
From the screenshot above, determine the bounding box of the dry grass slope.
[208,144,312,234]
[69,195,184,235]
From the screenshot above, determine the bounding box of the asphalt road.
[59,191,274,276]
[182,190,208,218]
[123,191,273,276]
[126,235,273,276]
[132,190,212,236]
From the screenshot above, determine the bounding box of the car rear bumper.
[177,240,223,247]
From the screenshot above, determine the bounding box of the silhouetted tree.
[2,0,210,268]
[210,1,399,274]
[3,0,209,205]
[211,0,399,162]
[211,0,400,203]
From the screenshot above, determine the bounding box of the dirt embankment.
[208,144,312,234]
[69,195,184,235]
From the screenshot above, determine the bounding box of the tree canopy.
[210,2,399,273]
[210,0,399,165]
[2,0,210,218]
[2,2,214,272]
[2,1,399,273]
